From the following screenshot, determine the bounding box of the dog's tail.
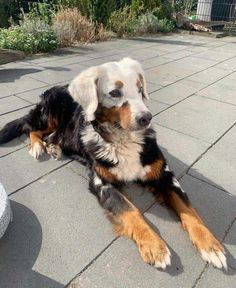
[0,117,27,144]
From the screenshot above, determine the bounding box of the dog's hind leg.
[89,172,171,269]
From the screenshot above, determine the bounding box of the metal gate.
[196,0,236,32]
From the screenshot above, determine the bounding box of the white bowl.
[0,183,12,239]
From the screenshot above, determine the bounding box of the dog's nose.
[136,112,152,127]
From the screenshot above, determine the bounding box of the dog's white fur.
[69,57,149,123]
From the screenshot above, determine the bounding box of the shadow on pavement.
[0,69,42,83]
[0,201,64,288]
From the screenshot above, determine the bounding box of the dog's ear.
[120,57,149,99]
[69,67,99,121]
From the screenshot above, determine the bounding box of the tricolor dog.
[0,58,227,270]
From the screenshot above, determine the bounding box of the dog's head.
[68,57,152,131]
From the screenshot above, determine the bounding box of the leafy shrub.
[88,0,116,26]
[136,11,175,34]
[0,18,58,54]
[53,8,109,47]
[109,7,174,37]
[109,6,138,37]
[28,0,58,24]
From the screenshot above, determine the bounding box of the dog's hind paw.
[46,144,62,160]
[29,142,45,159]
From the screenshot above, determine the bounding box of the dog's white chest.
[109,131,149,181]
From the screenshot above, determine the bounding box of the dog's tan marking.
[29,117,58,159]
[168,191,227,269]
[95,165,118,183]
[109,204,170,268]
[144,159,165,181]
[97,102,131,129]
[115,80,124,89]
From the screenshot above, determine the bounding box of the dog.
[0,57,227,270]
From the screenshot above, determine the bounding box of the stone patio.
[0,34,235,288]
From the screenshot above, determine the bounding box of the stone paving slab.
[0,148,70,194]
[0,106,34,128]
[154,95,236,143]
[149,79,206,105]
[197,74,236,105]
[189,125,236,195]
[0,139,26,158]
[0,96,30,115]
[152,124,209,178]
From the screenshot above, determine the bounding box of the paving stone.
[16,86,52,104]
[149,79,206,105]
[68,175,236,288]
[197,221,236,288]
[147,99,169,116]
[154,95,236,143]
[214,56,236,72]
[186,66,231,85]
[165,56,217,72]
[197,75,236,105]
[192,50,235,62]
[146,82,163,93]
[37,55,92,68]
[79,54,125,67]
[29,63,87,84]
[0,106,34,128]
[0,73,47,98]
[0,139,26,158]
[0,148,70,194]
[164,49,196,60]
[0,96,30,115]
[189,126,236,195]
[145,66,187,86]
[142,56,172,69]
[151,124,209,178]
[0,167,115,287]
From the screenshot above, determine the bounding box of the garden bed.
[0,48,25,65]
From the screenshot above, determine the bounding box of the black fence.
[196,0,236,21]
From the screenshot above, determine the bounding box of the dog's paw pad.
[29,142,45,159]
[46,144,62,160]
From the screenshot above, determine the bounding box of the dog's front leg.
[147,167,227,270]
[90,172,171,269]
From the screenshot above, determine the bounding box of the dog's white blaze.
[109,130,149,181]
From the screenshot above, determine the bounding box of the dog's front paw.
[46,144,62,160]
[138,232,171,269]
[190,224,227,270]
[29,142,45,159]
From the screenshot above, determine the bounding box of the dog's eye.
[109,89,121,98]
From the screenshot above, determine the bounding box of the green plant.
[28,0,58,24]
[135,11,175,34]
[109,5,138,37]
[0,18,58,54]
[88,0,116,26]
